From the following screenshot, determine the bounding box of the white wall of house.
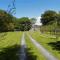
[34,17,42,26]
[31,17,42,31]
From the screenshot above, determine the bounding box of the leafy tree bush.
[40,10,60,35]
[18,17,32,31]
[0,9,14,32]
[41,10,57,25]
[30,18,37,24]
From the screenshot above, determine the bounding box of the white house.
[32,17,42,31]
[34,17,42,26]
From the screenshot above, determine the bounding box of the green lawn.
[25,33,46,60]
[0,31,22,60]
[28,31,60,60]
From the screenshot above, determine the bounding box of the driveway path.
[28,34,57,60]
[20,32,26,60]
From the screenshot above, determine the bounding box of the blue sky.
[0,0,60,18]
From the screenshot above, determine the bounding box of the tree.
[41,10,57,25]
[30,18,37,24]
[57,12,60,27]
[18,17,32,31]
[0,9,14,32]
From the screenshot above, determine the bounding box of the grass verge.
[28,31,60,60]
[25,33,46,60]
[0,31,22,60]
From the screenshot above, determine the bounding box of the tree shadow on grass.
[0,32,7,40]
[25,48,37,60]
[0,44,37,60]
[0,32,7,37]
[48,41,60,51]
[0,44,20,60]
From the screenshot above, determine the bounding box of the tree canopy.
[40,10,60,34]
[41,10,57,25]
[30,18,37,24]
[0,9,32,32]
[0,9,14,32]
[18,17,32,31]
